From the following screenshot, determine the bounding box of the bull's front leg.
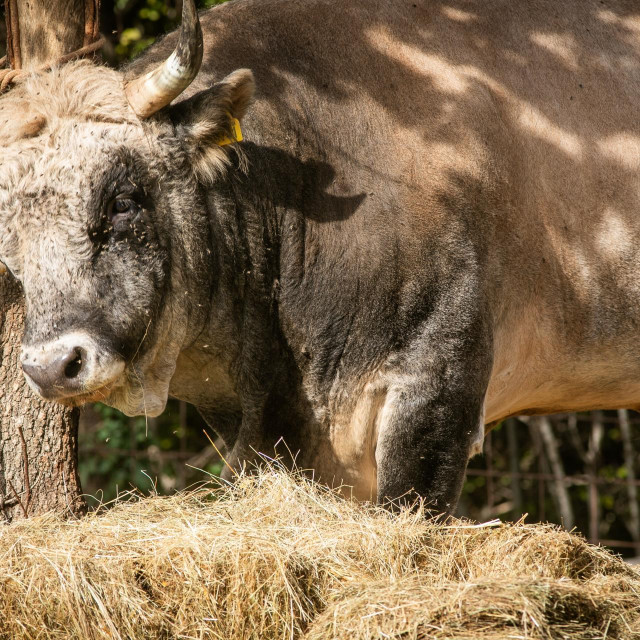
[375,313,492,515]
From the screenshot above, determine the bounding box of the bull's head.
[0,0,254,416]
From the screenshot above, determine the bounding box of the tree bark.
[0,0,91,521]
[14,0,85,69]
[0,274,84,521]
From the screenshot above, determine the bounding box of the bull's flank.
[0,468,638,640]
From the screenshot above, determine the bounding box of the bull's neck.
[213,144,283,311]
[186,142,286,364]
[169,144,294,410]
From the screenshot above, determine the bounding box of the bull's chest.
[169,350,240,413]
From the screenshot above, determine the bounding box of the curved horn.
[125,0,203,118]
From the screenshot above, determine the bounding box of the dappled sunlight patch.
[517,104,584,159]
[366,27,469,95]
[597,134,640,171]
[440,6,478,24]
[530,32,581,71]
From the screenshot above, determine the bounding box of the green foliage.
[110,0,230,62]
[79,401,222,504]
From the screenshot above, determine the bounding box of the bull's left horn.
[125,0,203,118]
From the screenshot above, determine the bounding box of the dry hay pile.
[1,469,639,640]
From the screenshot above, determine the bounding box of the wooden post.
[537,416,574,530]
[586,411,604,544]
[506,418,523,518]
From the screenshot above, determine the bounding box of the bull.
[1,0,638,513]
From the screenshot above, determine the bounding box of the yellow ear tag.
[216,117,243,146]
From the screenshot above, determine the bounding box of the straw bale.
[0,468,638,640]
[306,576,640,639]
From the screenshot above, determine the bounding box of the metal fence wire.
[459,410,640,557]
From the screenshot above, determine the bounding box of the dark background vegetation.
[0,0,227,62]
[1,0,639,556]
[99,0,227,64]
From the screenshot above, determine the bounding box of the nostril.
[64,348,85,379]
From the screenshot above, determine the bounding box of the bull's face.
[0,101,170,414]
[0,35,253,416]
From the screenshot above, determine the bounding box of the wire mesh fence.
[458,411,640,558]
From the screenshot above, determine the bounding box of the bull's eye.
[108,196,140,232]
[114,199,131,213]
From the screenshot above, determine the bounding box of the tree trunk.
[0,274,84,520]
[13,0,85,69]
[536,416,574,530]
[0,0,92,521]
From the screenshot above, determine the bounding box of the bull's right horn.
[125,0,203,119]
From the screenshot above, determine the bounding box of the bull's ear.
[169,68,255,182]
